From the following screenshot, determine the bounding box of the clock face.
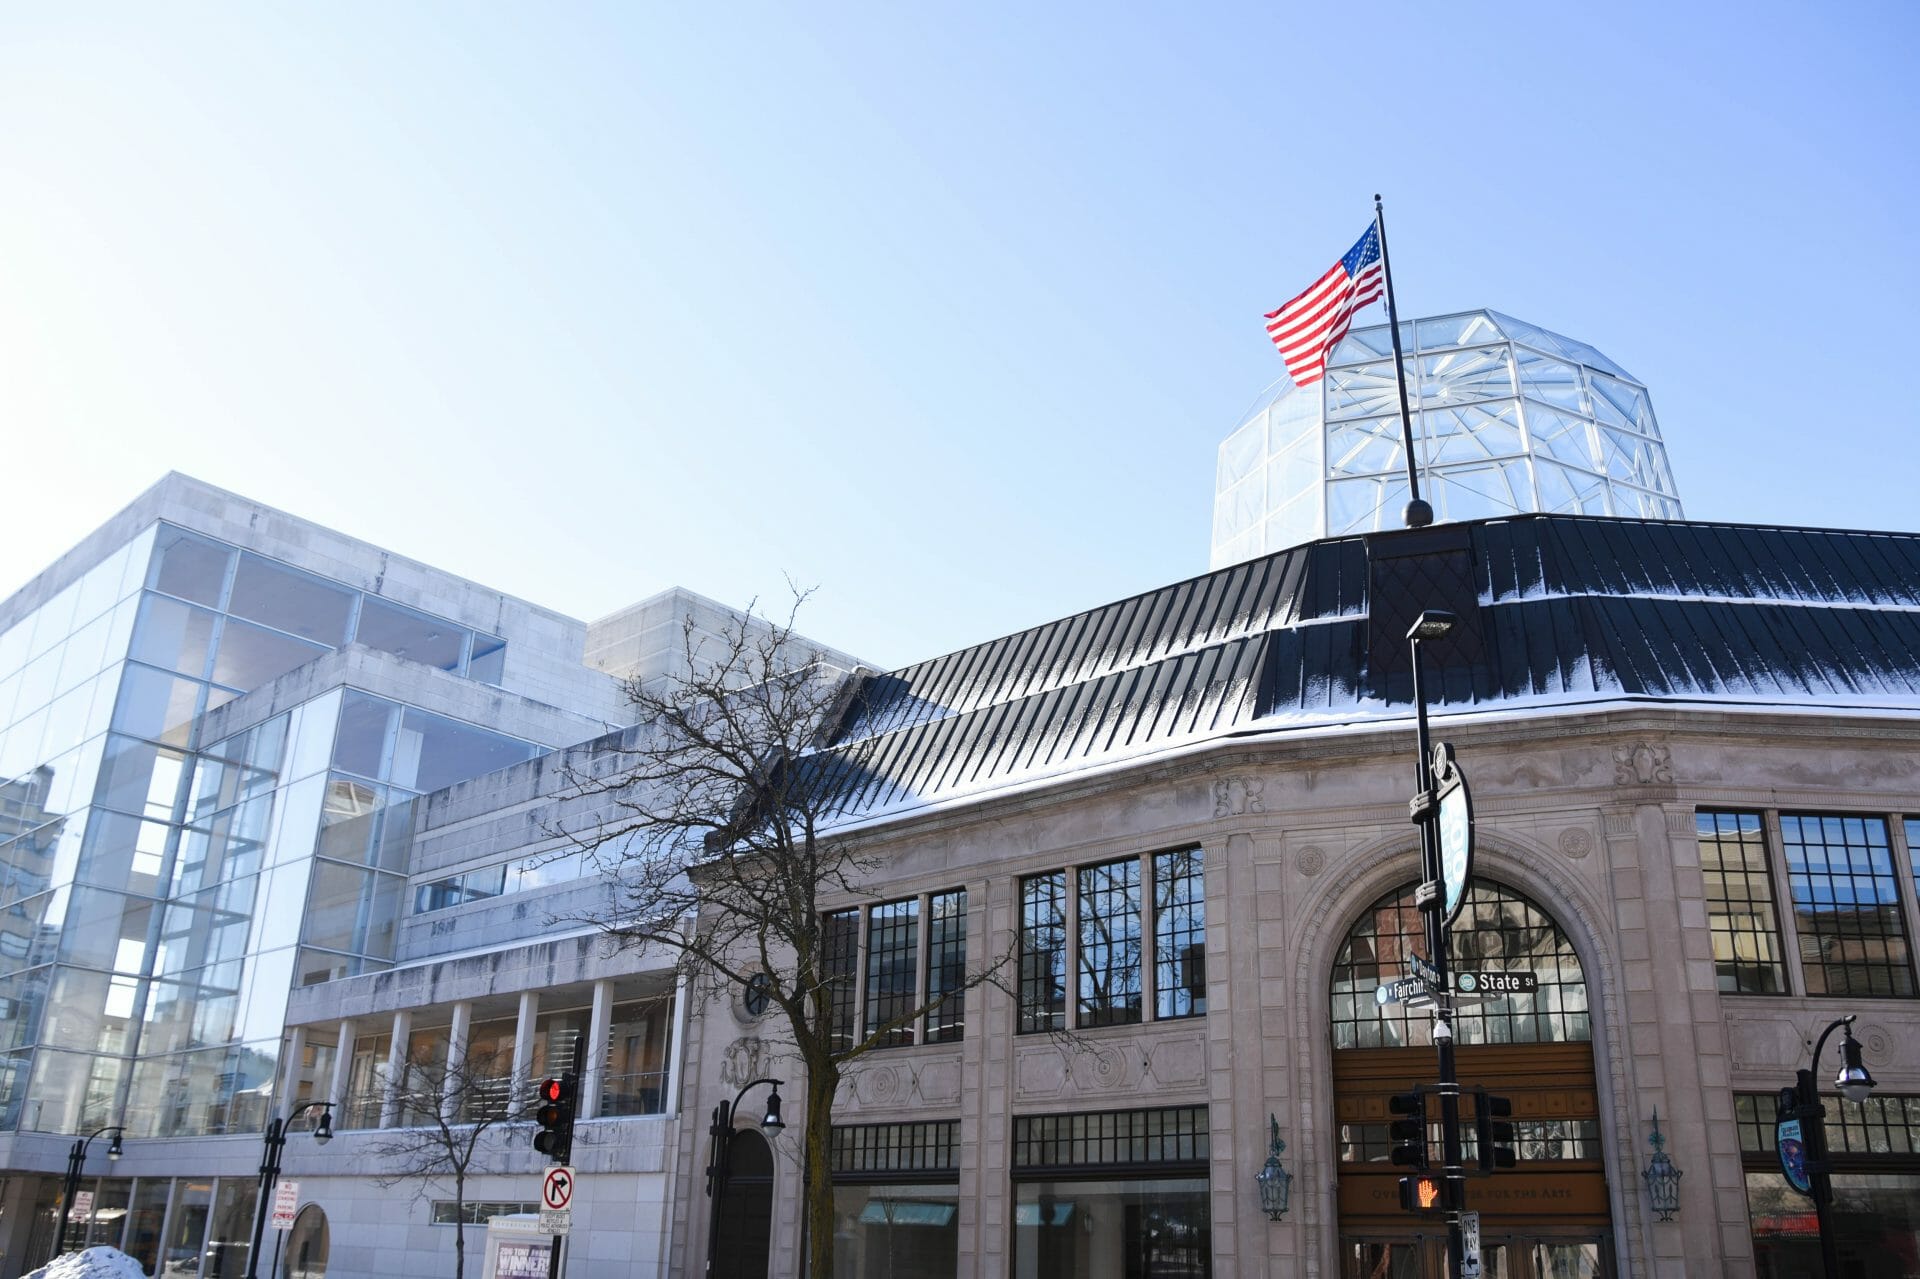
[1438,780,1472,922]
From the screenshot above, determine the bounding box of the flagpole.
[1374,194,1432,529]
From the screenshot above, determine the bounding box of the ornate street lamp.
[704,1078,786,1276]
[1641,1108,1682,1222]
[58,1125,124,1254]
[1778,1015,1877,1279]
[1255,1114,1293,1221]
[243,1101,333,1279]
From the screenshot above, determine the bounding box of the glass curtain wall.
[0,521,537,1139]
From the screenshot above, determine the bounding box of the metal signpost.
[271,1181,300,1231]
[1460,1211,1483,1278]
[540,1165,575,1238]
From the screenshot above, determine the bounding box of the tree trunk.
[453,1167,466,1279]
[803,1065,839,1279]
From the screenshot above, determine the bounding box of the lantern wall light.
[1642,1107,1683,1222]
[1255,1113,1293,1221]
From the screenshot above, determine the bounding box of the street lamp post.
[1791,1015,1877,1279]
[1407,609,1464,1279]
[703,1078,785,1278]
[57,1125,123,1254]
[243,1101,334,1279]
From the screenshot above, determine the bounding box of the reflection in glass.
[1331,877,1590,1049]
[163,1179,213,1275]
[204,1177,260,1279]
[1077,859,1141,1028]
[228,554,356,646]
[124,1178,170,1274]
[112,663,205,748]
[149,527,234,607]
[211,618,327,690]
[1013,1178,1210,1279]
[865,898,918,1047]
[130,593,218,678]
[332,693,394,780]
[832,1184,959,1279]
[355,598,465,672]
[1779,813,1913,996]
[392,708,535,792]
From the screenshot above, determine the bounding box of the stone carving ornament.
[720,1036,769,1089]
[1612,742,1674,786]
[1558,829,1593,859]
[1296,845,1327,877]
[1213,776,1265,817]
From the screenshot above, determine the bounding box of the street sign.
[1374,977,1437,1007]
[1455,971,1539,998]
[270,1180,299,1231]
[1461,1211,1483,1277]
[1433,743,1474,925]
[71,1190,94,1222]
[540,1165,576,1212]
[1410,954,1442,989]
[539,1208,572,1236]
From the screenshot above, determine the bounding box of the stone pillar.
[279,1025,307,1121]
[441,1001,473,1122]
[581,980,614,1119]
[328,1018,356,1115]
[513,991,541,1096]
[380,1009,412,1128]
[664,969,691,1117]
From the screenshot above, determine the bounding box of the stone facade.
[670,705,1920,1276]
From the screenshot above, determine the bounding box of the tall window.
[1018,848,1206,1034]
[1781,814,1913,996]
[926,890,967,1043]
[1019,874,1067,1034]
[822,890,968,1050]
[822,909,860,1053]
[1155,849,1206,1019]
[1077,860,1142,1027]
[865,899,920,1048]
[1698,810,1786,994]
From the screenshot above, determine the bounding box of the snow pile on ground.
[22,1247,148,1279]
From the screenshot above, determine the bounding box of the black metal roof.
[815,514,1920,824]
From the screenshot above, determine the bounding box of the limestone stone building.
[674,513,1920,1278]
[7,469,1920,1279]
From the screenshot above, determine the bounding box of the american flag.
[1264,224,1385,385]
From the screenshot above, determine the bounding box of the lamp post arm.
[728,1077,785,1124]
[1809,1015,1855,1077]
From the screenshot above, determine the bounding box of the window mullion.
[1065,868,1080,1032]
[1140,852,1157,1023]
[1889,814,1920,992]
[852,906,870,1047]
[914,892,932,1045]
[1764,810,1806,998]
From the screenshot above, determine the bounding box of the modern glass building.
[1211,309,1685,567]
[0,475,866,1277]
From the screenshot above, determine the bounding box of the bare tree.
[369,1044,525,1279]
[553,596,1013,1279]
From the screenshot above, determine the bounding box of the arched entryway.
[282,1204,328,1279]
[714,1128,775,1279]
[1330,876,1612,1278]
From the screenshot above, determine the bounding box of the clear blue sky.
[3,4,1915,669]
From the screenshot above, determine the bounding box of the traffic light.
[1475,1090,1516,1172]
[533,1074,577,1163]
[1388,1088,1429,1170]
[1398,1172,1443,1214]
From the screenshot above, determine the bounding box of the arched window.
[1330,877,1590,1049]
[283,1204,328,1279]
